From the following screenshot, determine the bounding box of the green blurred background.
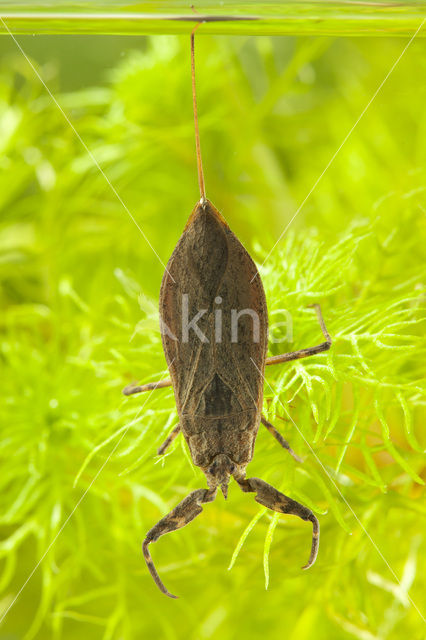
[0,29,425,640]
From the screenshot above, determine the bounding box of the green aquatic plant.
[0,33,425,640]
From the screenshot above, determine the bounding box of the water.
[0,0,425,37]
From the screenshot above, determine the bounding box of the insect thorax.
[180,409,259,467]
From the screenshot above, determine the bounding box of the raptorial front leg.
[237,476,319,569]
[266,303,331,367]
[261,415,302,463]
[158,424,181,456]
[122,378,172,396]
[143,487,217,598]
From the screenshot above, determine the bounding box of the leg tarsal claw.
[301,512,320,569]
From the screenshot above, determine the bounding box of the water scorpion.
[123,28,332,598]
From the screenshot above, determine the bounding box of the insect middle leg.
[143,487,217,598]
[157,423,181,455]
[261,415,302,463]
[236,476,319,569]
[266,303,331,367]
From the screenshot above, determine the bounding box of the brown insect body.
[160,198,268,496]
[123,28,332,599]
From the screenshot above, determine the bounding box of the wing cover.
[159,199,268,419]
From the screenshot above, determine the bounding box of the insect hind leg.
[143,487,217,598]
[266,303,331,367]
[122,378,172,396]
[237,476,319,569]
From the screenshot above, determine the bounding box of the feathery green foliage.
[0,34,425,640]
